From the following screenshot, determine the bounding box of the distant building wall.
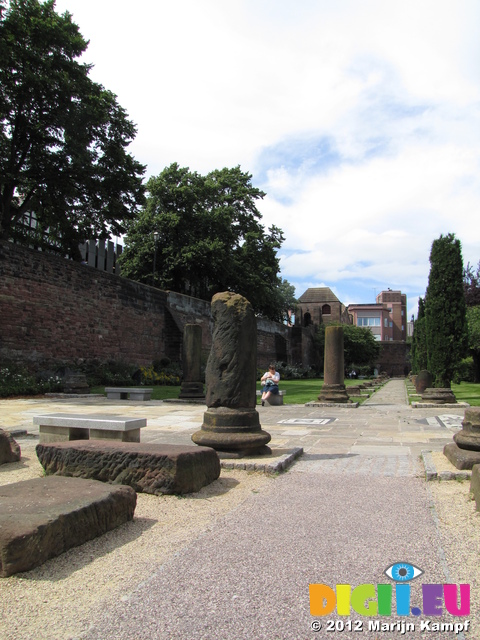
[377,342,410,377]
[376,290,407,342]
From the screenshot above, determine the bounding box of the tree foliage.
[0,0,145,257]
[425,233,467,387]
[410,297,428,374]
[314,322,380,371]
[119,163,291,321]
[464,260,480,307]
[466,306,480,382]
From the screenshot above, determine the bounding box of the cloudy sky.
[54,0,480,319]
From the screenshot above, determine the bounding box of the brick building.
[348,290,407,342]
[295,287,351,327]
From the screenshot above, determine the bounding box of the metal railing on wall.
[79,239,122,274]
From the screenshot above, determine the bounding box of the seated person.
[260,364,280,406]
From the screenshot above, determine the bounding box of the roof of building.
[297,287,341,304]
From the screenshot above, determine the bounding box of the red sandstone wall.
[0,241,168,368]
[0,241,312,372]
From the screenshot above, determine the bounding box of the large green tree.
[314,322,380,371]
[425,233,467,387]
[0,0,145,257]
[119,163,289,320]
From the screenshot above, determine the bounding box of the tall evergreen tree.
[411,297,428,373]
[425,233,467,387]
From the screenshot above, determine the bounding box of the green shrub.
[0,364,63,397]
[454,357,476,383]
[140,365,181,386]
[83,360,137,387]
[258,362,318,380]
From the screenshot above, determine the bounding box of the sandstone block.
[0,476,136,577]
[36,441,220,495]
[0,429,21,465]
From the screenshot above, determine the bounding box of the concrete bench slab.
[36,441,221,495]
[34,413,147,444]
[256,390,286,406]
[105,387,153,401]
[0,476,136,577]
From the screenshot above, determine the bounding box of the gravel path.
[80,470,474,640]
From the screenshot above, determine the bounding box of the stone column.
[318,326,349,403]
[444,407,480,469]
[179,324,205,399]
[191,292,271,457]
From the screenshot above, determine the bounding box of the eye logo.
[384,562,424,582]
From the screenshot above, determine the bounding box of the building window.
[384,318,388,327]
[322,304,331,315]
[357,317,381,327]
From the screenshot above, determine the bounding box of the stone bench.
[36,441,221,495]
[105,387,153,401]
[256,390,286,406]
[34,413,147,444]
[0,476,136,577]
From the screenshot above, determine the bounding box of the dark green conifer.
[425,233,467,387]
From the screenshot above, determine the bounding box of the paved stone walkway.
[2,379,464,478]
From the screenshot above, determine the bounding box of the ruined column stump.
[318,325,349,403]
[191,292,271,457]
[444,408,480,469]
[179,324,205,399]
[421,387,457,404]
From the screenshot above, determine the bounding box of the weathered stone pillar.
[414,370,433,394]
[444,407,480,469]
[179,324,204,399]
[191,292,271,456]
[318,326,349,403]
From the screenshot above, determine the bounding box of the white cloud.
[52,0,480,310]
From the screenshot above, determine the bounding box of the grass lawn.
[451,382,480,406]
[92,378,377,405]
[264,378,375,404]
[405,380,480,406]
